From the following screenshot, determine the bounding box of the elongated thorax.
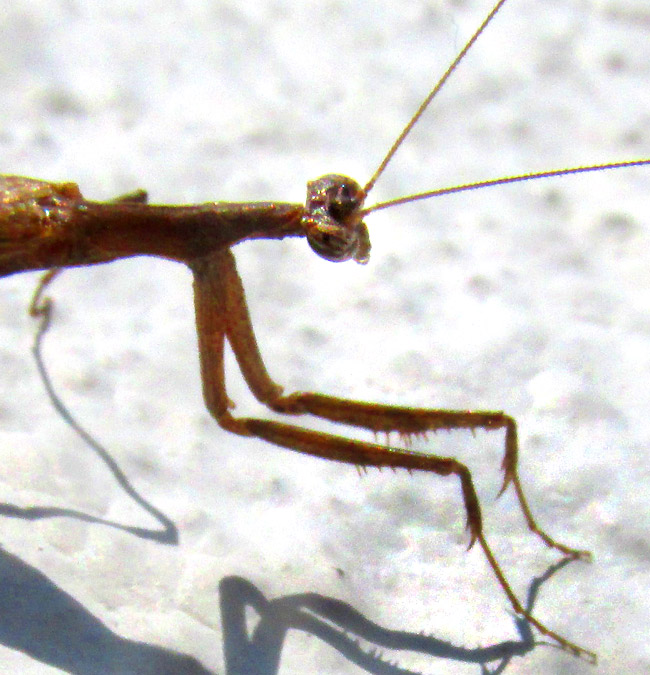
[0,175,305,278]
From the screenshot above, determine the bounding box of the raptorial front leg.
[191,252,235,419]
[191,249,588,560]
[271,393,590,560]
[189,248,594,663]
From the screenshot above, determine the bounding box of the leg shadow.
[0,546,210,674]
[219,556,580,675]
[0,278,177,544]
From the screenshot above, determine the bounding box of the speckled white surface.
[1,1,649,673]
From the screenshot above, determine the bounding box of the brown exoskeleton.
[2,0,648,664]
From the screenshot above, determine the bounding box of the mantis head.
[302,174,370,264]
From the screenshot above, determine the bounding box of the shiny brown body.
[0,175,303,277]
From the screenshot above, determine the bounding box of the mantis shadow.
[0,543,576,674]
[0,546,209,674]
[0,295,177,544]
[218,557,577,675]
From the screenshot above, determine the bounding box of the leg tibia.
[220,412,483,546]
[272,391,511,434]
[272,391,518,492]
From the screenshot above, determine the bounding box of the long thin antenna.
[361,160,650,215]
[363,0,510,196]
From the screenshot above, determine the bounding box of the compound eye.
[307,227,354,262]
[302,174,371,264]
[327,182,359,221]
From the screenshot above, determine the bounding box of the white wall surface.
[1,1,649,673]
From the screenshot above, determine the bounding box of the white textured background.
[1,0,649,673]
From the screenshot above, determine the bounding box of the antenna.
[361,160,650,216]
[363,0,509,196]
[360,0,649,215]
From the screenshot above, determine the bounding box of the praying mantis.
[2,0,649,670]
